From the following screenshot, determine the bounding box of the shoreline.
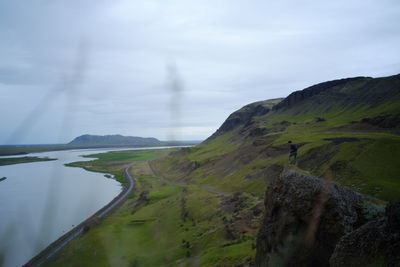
[0,156,56,166]
[0,143,197,157]
[24,165,135,267]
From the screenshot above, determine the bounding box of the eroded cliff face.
[255,170,387,267]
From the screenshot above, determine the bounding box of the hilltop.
[68,134,164,147]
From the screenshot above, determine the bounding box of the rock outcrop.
[272,74,400,113]
[255,170,384,267]
[272,77,370,111]
[330,201,400,267]
[206,98,282,141]
[361,114,400,129]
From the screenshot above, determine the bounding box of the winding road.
[24,165,135,267]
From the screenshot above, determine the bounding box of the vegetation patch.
[65,149,176,183]
[46,153,264,266]
[0,156,56,166]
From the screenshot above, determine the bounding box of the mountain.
[45,74,400,266]
[148,73,400,265]
[155,74,400,200]
[68,134,164,147]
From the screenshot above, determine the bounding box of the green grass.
[65,149,177,183]
[45,171,257,267]
[81,150,164,162]
[45,130,399,266]
[42,75,400,266]
[187,130,240,163]
[46,150,261,267]
[336,138,400,200]
[261,96,400,130]
[0,156,56,166]
[201,239,254,266]
[157,109,400,202]
[266,118,400,201]
[148,185,181,204]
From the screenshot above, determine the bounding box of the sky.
[1,0,399,144]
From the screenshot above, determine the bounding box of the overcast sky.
[1,0,399,144]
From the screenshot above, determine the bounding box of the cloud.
[0,0,399,144]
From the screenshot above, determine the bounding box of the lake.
[0,147,150,267]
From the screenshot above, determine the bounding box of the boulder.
[330,201,400,267]
[255,170,383,267]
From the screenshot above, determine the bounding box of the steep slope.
[146,74,399,265]
[68,134,163,147]
[154,74,400,201]
[206,98,283,140]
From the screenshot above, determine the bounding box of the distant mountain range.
[0,135,201,156]
[68,134,164,147]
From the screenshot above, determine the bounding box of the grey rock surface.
[255,170,382,267]
[330,201,400,267]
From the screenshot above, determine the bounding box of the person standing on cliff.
[288,141,298,164]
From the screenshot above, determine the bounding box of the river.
[0,147,151,267]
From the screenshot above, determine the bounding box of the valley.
[41,74,400,266]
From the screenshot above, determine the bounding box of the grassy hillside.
[44,74,400,266]
[155,74,400,201]
[45,149,260,266]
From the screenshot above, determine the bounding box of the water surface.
[0,147,143,267]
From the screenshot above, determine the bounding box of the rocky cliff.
[272,77,371,111]
[254,170,398,267]
[272,74,400,112]
[206,98,282,141]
